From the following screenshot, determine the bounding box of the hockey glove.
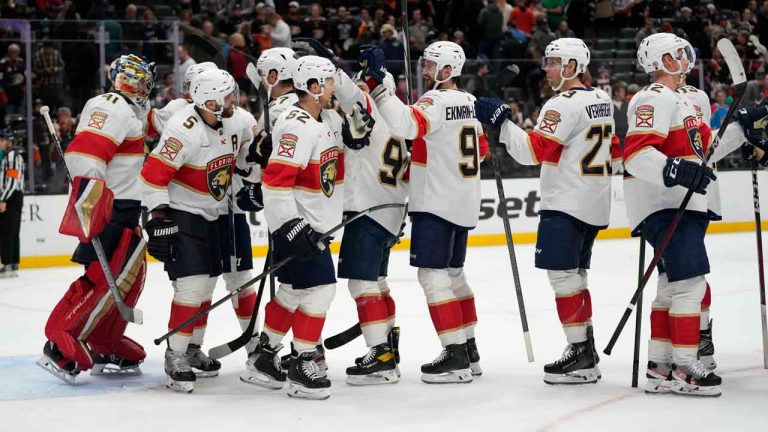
[359,45,388,85]
[246,129,272,169]
[236,181,264,212]
[144,214,179,262]
[292,38,336,64]
[742,130,768,167]
[735,102,768,132]
[662,158,716,194]
[474,97,512,130]
[274,218,325,261]
[342,102,375,150]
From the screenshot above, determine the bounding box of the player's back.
[146,98,191,138]
[266,92,299,127]
[537,87,614,227]
[677,85,712,126]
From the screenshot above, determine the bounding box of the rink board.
[16,171,768,268]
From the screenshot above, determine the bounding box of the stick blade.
[208,338,245,360]
[246,62,262,88]
[717,38,747,86]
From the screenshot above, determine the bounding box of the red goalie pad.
[59,176,114,243]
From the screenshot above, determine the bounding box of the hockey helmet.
[190,69,239,119]
[292,55,336,99]
[420,41,466,89]
[184,62,218,95]
[256,47,296,86]
[542,38,590,91]
[637,33,693,75]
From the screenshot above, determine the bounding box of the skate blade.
[346,369,400,386]
[470,362,483,376]
[699,355,717,370]
[36,356,78,385]
[594,364,602,380]
[421,368,473,384]
[165,376,194,393]
[543,368,599,385]
[670,381,722,397]
[287,382,330,400]
[239,371,286,389]
[90,363,142,377]
[193,369,220,378]
[644,378,673,394]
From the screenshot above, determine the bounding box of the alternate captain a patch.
[206,155,235,201]
[635,105,654,128]
[278,133,298,158]
[539,110,561,134]
[683,115,705,159]
[319,147,339,198]
[88,111,108,130]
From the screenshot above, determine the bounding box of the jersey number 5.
[581,124,613,176]
[379,138,405,187]
[459,127,479,177]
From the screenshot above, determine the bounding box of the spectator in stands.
[220,3,245,36]
[453,30,474,58]
[565,0,591,37]
[142,7,164,61]
[510,0,536,36]
[710,88,730,129]
[595,67,612,95]
[555,20,575,38]
[594,0,613,28]
[302,3,329,42]
[506,99,525,127]
[55,107,76,152]
[202,19,216,37]
[330,6,360,57]
[478,1,504,59]
[408,8,432,57]
[635,18,656,48]
[202,0,227,34]
[377,24,404,77]
[740,71,768,109]
[736,30,763,78]
[0,44,25,116]
[285,1,304,38]
[228,32,249,89]
[122,4,143,51]
[155,72,177,107]
[542,0,565,29]
[33,42,65,111]
[612,82,629,142]
[176,45,196,91]
[464,62,490,98]
[529,18,555,59]
[498,0,514,32]
[268,10,292,48]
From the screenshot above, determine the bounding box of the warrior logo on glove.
[320,147,339,197]
[683,115,705,159]
[206,155,234,201]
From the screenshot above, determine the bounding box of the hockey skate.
[240,334,286,389]
[165,348,196,393]
[543,340,599,385]
[466,337,482,376]
[0,264,17,278]
[421,344,473,384]
[36,341,80,385]
[586,325,601,379]
[91,353,142,376]
[281,342,327,377]
[670,360,722,397]
[346,343,399,386]
[698,319,717,370]
[287,350,331,400]
[186,344,221,378]
[355,327,402,377]
[644,361,674,394]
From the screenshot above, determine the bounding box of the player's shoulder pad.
[414,89,444,110]
[162,104,200,141]
[86,92,136,118]
[628,83,677,112]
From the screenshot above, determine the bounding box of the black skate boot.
[91,353,142,376]
[466,337,482,376]
[388,326,401,364]
[346,343,399,386]
[644,361,673,394]
[421,343,473,384]
[240,333,286,389]
[165,348,196,393]
[185,344,221,378]
[543,340,599,385]
[36,341,80,385]
[698,319,716,370]
[586,325,601,379]
[281,342,327,377]
[670,360,722,397]
[280,342,298,371]
[287,350,332,400]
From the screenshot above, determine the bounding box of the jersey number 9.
[379,138,405,187]
[459,127,479,178]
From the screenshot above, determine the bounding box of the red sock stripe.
[670,314,700,347]
[701,283,711,311]
[459,297,478,325]
[292,309,326,345]
[583,289,593,320]
[195,301,211,329]
[383,292,396,320]
[650,309,670,340]
[235,291,257,320]
[169,303,199,335]
[555,291,589,326]
[264,300,294,335]
[428,300,464,334]
[355,295,389,326]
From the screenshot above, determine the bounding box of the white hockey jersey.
[373,87,487,228]
[499,87,614,227]
[64,92,145,201]
[677,84,721,219]
[335,70,408,235]
[624,83,745,231]
[146,98,191,138]
[261,92,299,128]
[262,104,344,234]
[141,104,244,221]
[219,107,262,215]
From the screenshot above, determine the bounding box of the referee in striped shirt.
[0,131,24,278]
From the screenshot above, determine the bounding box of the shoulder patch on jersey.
[319,147,339,198]
[159,137,183,161]
[683,115,705,159]
[278,133,298,158]
[88,111,108,130]
[415,97,434,109]
[635,104,654,128]
[206,154,235,201]
[693,104,703,121]
[539,110,561,134]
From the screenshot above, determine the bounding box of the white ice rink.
[1,233,768,431]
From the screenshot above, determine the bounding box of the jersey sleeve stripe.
[65,130,120,163]
[478,133,489,161]
[263,161,302,188]
[140,156,177,188]
[411,136,427,166]
[409,106,430,138]
[529,131,563,164]
[174,165,210,194]
[116,136,145,155]
[146,109,160,138]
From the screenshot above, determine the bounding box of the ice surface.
[1,233,767,431]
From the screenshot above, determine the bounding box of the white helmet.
[542,38,590,91]
[256,48,296,85]
[183,62,217,95]
[637,33,693,75]
[292,55,336,98]
[420,41,465,89]
[190,69,239,119]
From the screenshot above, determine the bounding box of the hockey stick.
[631,238,645,387]
[400,0,414,104]
[603,38,747,355]
[40,106,143,325]
[751,160,768,368]
[155,203,405,346]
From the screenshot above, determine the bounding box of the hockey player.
[624,33,763,397]
[475,38,613,385]
[242,56,342,400]
[360,41,487,384]
[140,69,246,393]
[39,54,155,383]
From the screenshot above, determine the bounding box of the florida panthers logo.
[683,115,705,159]
[319,147,339,197]
[206,155,234,201]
